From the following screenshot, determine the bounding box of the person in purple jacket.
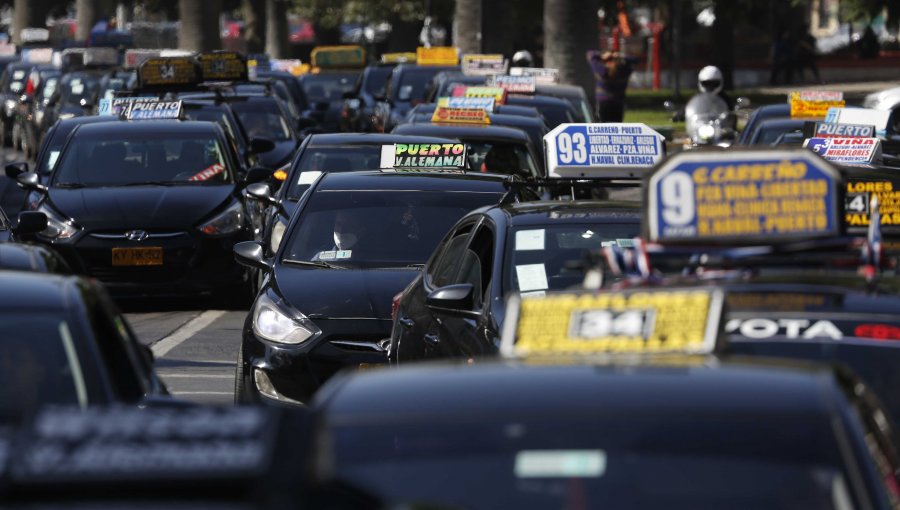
[586,50,636,123]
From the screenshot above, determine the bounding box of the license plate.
[112,247,163,266]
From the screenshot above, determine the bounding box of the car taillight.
[391,291,403,322]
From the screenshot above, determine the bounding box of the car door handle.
[424,333,440,346]
[399,318,415,329]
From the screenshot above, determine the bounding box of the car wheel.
[234,346,249,405]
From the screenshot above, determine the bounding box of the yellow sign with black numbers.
[138,57,200,87]
[500,289,723,357]
[198,52,247,81]
[845,179,900,228]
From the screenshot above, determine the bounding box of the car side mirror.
[425,283,478,318]
[13,210,47,237]
[244,165,274,185]
[736,96,752,110]
[5,161,28,179]
[248,137,276,155]
[233,241,272,272]
[16,171,47,192]
[245,182,280,206]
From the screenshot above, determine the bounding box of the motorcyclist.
[512,50,534,68]
[697,65,734,111]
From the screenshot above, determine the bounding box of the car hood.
[48,185,234,230]
[274,266,418,319]
[255,140,297,169]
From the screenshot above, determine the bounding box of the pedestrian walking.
[586,50,635,123]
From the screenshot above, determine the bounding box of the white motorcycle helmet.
[512,50,534,68]
[697,65,723,95]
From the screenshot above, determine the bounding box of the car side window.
[427,224,474,289]
[88,296,150,402]
[455,225,495,309]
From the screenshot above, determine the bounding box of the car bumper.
[239,316,391,405]
[49,230,250,296]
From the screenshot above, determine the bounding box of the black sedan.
[0,271,176,423]
[314,355,900,509]
[12,119,267,298]
[390,200,641,363]
[232,170,538,405]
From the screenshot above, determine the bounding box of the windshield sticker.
[12,70,24,80]
[188,163,225,182]
[298,171,322,185]
[520,290,546,298]
[47,151,60,170]
[335,250,352,259]
[515,229,545,251]
[515,450,606,478]
[319,250,336,260]
[616,238,635,248]
[725,318,842,340]
[516,264,548,292]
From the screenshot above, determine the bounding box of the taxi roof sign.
[825,107,891,137]
[121,100,184,120]
[99,96,157,116]
[451,85,507,104]
[789,90,844,118]
[510,66,560,84]
[137,56,201,89]
[462,54,508,76]
[21,47,53,64]
[310,45,366,69]
[83,47,119,67]
[804,136,882,165]
[269,58,304,75]
[490,75,536,94]
[645,149,842,244]
[417,46,460,66]
[199,51,248,82]
[803,121,875,139]
[500,288,725,358]
[545,123,665,179]
[431,105,491,125]
[124,49,161,69]
[379,143,468,171]
[19,27,49,43]
[381,52,417,64]
[437,96,496,111]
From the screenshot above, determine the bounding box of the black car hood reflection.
[48,185,234,230]
[255,140,297,169]
[274,266,417,319]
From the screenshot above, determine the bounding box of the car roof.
[535,83,587,99]
[0,270,82,311]
[317,357,840,421]
[499,200,641,226]
[393,123,531,143]
[316,170,513,193]
[305,133,457,147]
[55,115,119,130]
[73,120,222,137]
[756,117,807,129]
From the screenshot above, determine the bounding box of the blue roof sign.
[646,149,842,244]
[544,123,665,178]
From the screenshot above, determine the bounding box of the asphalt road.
[0,146,247,407]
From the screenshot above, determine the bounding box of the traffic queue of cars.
[5,41,900,508]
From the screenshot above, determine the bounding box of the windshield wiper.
[116,181,177,187]
[282,259,347,269]
[54,182,85,189]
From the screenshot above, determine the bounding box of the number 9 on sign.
[557,132,588,164]
[660,172,695,226]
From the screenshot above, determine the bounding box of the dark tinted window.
[393,68,444,103]
[59,73,102,107]
[364,67,393,95]
[428,224,474,288]
[302,72,359,103]
[230,100,293,142]
[286,146,383,200]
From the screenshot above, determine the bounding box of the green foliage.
[291,0,454,27]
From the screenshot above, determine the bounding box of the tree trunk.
[265,0,288,58]
[243,0,266,54]
[13,0,46,45]
[76,0,101,42]
[179,0,222,52]
[482,0,514,55]
[544,0,598,102]
[711,0,735,90]
[453,0,482,54]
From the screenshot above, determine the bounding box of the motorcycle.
[665,93,750,149]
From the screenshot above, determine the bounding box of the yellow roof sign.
[500,288,724,357]
[138,57,201,88]
[431,106,491,125]
[417,46,460,66]
[381,52,417,64]
[789,90,845,118]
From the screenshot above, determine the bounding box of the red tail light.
[391,291,403,322]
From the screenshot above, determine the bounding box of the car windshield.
[286,146,384,200]
[230,100,293,142]
[38,76,60,101]
[0,315,87,419]
[53,131,232,186]
[184,107,241,145]
[465,141,540,179]
[393,68,443,103]
[328,415,853,510]
[6,67,28,94]
[60,73,102,107]
[753,124,804,145]
[302,72,359,103]
[505,222,641,294]
[282,189,503,269]
[98,77,128,102]
[363,67,393,95]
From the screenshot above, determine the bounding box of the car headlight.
[37,204,80,240]
[252,292,320,345]
[198,201,243,236]
[269,217,287,253]
[697,124,716,141]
